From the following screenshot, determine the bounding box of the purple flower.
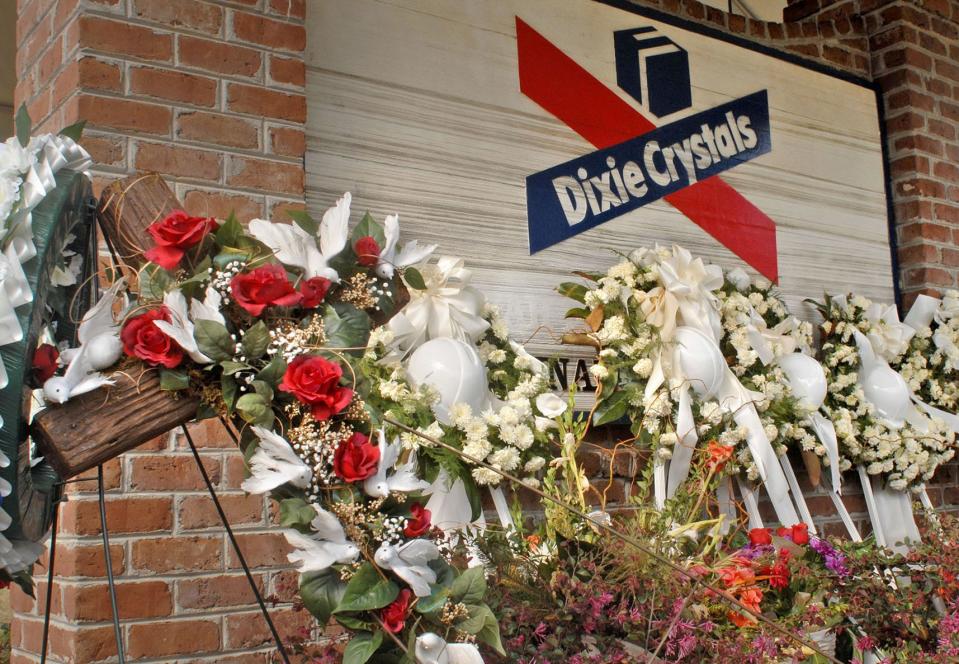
[810,536,851,577]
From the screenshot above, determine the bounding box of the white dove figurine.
[43,279,126,403]
[248,192,350,281]
[189,285,226,326]
[241,426,312,494]
[373,539,439,597]
[375,214,437,280]
[153,288,215,364]
[283,505,359,573]
[414,633,485,664]
[363,430,430,499]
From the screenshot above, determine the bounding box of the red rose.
[299,277,332,308]
[776,526,790,538]
[143,210,215,270]
[790,523,810,545]
[404,503,432,538]
[120,308,184,368]
[279,355,353,420]
[380,589,411,633]
[354,236,380,267]
[748,528,772,547]
[32,344,60,383]
[230,264,302,316]
[333,432,380,482]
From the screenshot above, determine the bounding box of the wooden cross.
[32,174,200,478]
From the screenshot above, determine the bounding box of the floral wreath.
[896,289,959,415]
[814,293,955,492]
[37,193,548,660]
[561,245,804,529]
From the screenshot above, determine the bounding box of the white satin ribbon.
[864,302,916,362]
[665,384,698,499]
[808,412,842,492]
[821,473,862,541]
[745,309,797,366]
[716,477,736,534]
[736,477,764,530]
[488,486,514,531]
[656,245,724,342]
[778,453,816,533]
[389,256,490,353]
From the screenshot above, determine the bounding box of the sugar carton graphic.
[614,27,692,118]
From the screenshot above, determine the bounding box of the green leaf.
[194,320,236,362]
[403,267,426,291]
[15,104,30,147]
[475,605,505,655]
[251,379,274,402]
[450,566,486,605]
[279,497,317,529]
[287,209,318,236]
[565,306,590,319]
[242,321,270,358]
[213,248,252,270]
[236,393,272,426]
[593,389,629,426]
[461,473,482,522]
[351,211,385,247]
[336,614,373,631]
[216,212,243,247]
[343,631,383,664]
[300,569,346,625]
[414,585,449,614]
[138,263,173,300]
[220,361,251,376]
[58,119,86,141]
[457,604,497,636]
[257,356,286,387]
[324,302,370,351]
[221,374,238,412]
[557,281,588,303]
[335,563,399,613]
[159,369,190,391]
[181,256,212,287]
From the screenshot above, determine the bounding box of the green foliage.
[193,320,235,362]
[278,497,316,529]
[557,281,587,303]
[287,209,318,235]
[335,563,399,613]
[343,631,383,664]
[158,369,190,391]
[403,267,426,291]
[351,211,386,247]
[300,568,347,625]
[15,104,30,148]
[241,321,270,358]
[58,120,86,142]
[323,302,370,352]
[235,392,272,427]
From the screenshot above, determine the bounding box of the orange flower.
[718,564,755,588]
[526,534,541,549]
[706,441,734,471]
[728,586,764,627]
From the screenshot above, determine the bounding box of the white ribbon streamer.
[807,412,842,493]
[735,476,764,530]
[488,486,514,531]
[778,453,816,533]
[821,474,862,541]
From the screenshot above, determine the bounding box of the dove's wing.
[319,192,350,259]
[283,529,338,572]
[391,559,436,597]
[393,240,437,269]
[379,429,401,469]
[387,458,429,495]
[62,344,97,392]
[242,426,311,492]
[310,505,348,544]
[445,643,485,664]
[191,286,225,325]
[78,278,124,344]
[398,539,439,566]
[249,219,328,277]
[381,214,399,263]
[154,290,211,363]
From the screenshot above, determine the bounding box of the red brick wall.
[13,0,314,661]
[11,0,959,661]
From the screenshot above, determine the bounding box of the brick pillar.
[13,0,313,661]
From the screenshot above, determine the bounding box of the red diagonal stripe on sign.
[516,17,778,282]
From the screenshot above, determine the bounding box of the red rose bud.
[354,236,380,267]
[279,354,353,420]
[120,308,184,368]
[791,523,810,545]
[299,276,332,308]
[380,589,411,633]
[776,526,790,538]
[333,432,380,483]
[32,343,60,383]
[748,528,772,547]
[143,209,216,270]
[403,503,432,538]
[230,264,302,317]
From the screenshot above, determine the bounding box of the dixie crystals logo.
[518,18,778,282]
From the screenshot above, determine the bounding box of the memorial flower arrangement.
[896,290,959,413]
[40,195,536,662]
[716,274,840,482]
[814,293,955,491]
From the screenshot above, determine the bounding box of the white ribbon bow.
[656,245,725,343]
[388,256,490,354]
